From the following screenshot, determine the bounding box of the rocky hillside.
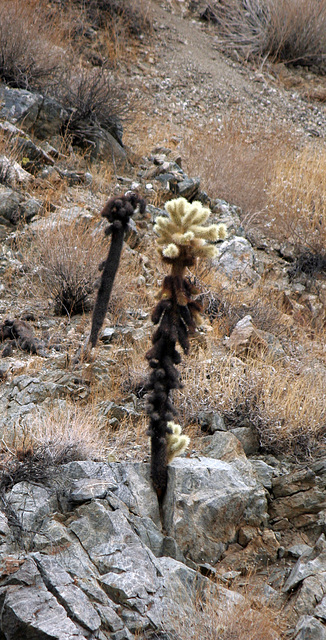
[1,1,326,638]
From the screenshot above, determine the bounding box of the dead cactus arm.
[89,223,125,349]
[78,192,146,360]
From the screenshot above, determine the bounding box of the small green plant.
[146,197,226,498]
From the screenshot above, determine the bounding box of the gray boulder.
[284,535,326,593]
[0,459,277,639]
[0,85,69,138]
[163,457,268,563]
[0,186,23,226]
[0,85,43,130]
[203,430,246,461]
[212,236,260,283]
[295,615,326,640]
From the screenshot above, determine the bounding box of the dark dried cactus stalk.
[146,276,200,498]
[77,192,146,362]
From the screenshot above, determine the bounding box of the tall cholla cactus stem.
[146,197,227,499]
[79,192,146,362]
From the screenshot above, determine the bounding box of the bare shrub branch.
[54,65,127,147]
[24,219,106,316]
[209,0,326,70]
[0,0,67,90]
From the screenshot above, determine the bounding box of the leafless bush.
[54,66,127,147]
[26,219,106,316]
[0,0,67,90]
[65,0,152,36]
[209,0,326,69]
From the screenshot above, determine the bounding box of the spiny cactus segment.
[166,422,190,463]
[154,197,227,267]
[146,197,226,499]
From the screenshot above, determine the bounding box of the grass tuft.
[0,404,110,491]
[207,0,326,70]
[163,581,283,640]
[267,145,326,270]
[23,219,106,317]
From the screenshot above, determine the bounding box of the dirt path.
[129,0,326,146]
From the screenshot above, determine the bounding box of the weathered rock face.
[163,457,268,564]
[228,314,286,360]
[0,85,69,138]
[212,236,260,283]
[0,372,90,435]
[269,462,326,537]
[0,458,273,639]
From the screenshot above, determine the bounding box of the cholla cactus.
[154,197,227,270]
[146,197,226,499]
[166,422,190,463]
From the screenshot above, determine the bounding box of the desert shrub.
[181,118,291,216]
[54,66,127,147]
[26,219,106,316]
[267,145,326,274]
[65,0,152,36]
[177,350,326,456]
[208,0,326,70]
[0,0,66,90]
[0,405,109,491]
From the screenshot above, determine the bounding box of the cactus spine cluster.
[146,197,226,499]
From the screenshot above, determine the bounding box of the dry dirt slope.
[128,0,326,152]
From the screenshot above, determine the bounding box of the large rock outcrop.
[0,458,270,639]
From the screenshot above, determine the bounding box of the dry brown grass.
[176,346,326,457]
[0,404,111,491]
[267,144,326,260]
[69,0,152,36]
[163,580,283,640]
[21,218,107,317]
[193,262,294,338]
[0,0,68,90]
[209,0,326,70]
[58,0,152,67]
[180,118,294,216]
[18,404,110,461]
